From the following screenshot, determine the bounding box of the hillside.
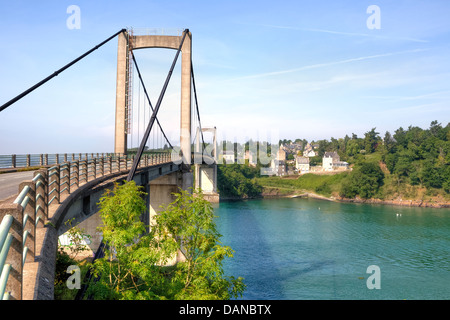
[217,121,450,208]
[257,168,450,208]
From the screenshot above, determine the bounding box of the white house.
[222,150,235,164]
[303,143,316,157]
[295,156,310,174]
[303,149,316,157]
[322,151,348,171]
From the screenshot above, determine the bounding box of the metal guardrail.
[0,214,13,300]
[0,152,171,300]
[0,153,120,170]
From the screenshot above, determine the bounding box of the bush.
[339,162,384,199]
[217,164,263,198]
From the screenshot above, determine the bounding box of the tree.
[393,147,415,178]
[429,120,444,139]
[217,164,262,198]
[422,159,444,189]
[309,155,322,166]
[316,139,332,157]
[364,128,380,153]
[87,181,245,300]
[383,131,396,154]
[394,127,407,148]
[154,188,245,299]
[340,162,384,199]
[87,181,168,300]
[346,138,363,157]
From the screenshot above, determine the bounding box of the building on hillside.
[245,150,257,167]
[295,156,310,174]
[303,143,317,157]
[282,142,303,155]
[222,150,235,164]
[303,149,316,157]
[322,151,349,171]
[277,145,286,161]
[270,159,287,176]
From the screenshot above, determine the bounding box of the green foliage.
[87,181,165,300]
[346,138,364,157]
[364,128,381,153]
[217,164,263,198]
[380,121,450,193]
[86,181,245,300]
[54,218,92,300]
[308,156,322,166]
[343,121,449,197]
[154,189,245,299]
[54,249,78,299]
[340,162,384,199]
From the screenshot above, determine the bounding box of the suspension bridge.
[0,28,218,300]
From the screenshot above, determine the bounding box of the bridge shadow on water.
[218,200,285,299]
[216,199,340,300]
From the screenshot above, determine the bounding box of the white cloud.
[225,49,429,81]
[240,23,429,43]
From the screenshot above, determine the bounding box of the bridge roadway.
[0,171,35,200]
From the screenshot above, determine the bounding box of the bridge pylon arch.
[114,29,192,166]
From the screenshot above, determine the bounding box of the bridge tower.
[194,126,219,202]
[114,29,192,165]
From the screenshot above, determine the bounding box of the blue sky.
[0,0,449,153]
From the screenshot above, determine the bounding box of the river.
[214,197,450,300]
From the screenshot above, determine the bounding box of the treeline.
[217,121,449,201]
[303,121,450,199]
[331,121,449,197]
[217,164,263,199]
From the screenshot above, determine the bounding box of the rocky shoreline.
[335,196,450,208]
[259,187,450,209]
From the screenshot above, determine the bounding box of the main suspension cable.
[0,29,126,113]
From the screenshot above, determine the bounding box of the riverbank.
[260,186,450,208]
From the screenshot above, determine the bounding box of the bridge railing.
[0,153,126,170]
[0,214,13,300]
[0,151,171,300]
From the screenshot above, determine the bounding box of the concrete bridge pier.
[194,126,219,202]
[148,170,192,265]
[69,167,193,261]
[194,164,219,203]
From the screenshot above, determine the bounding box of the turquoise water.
[214,198,450,300]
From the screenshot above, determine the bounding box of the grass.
[257,172,350,197]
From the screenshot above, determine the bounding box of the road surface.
[0,171,35,201]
